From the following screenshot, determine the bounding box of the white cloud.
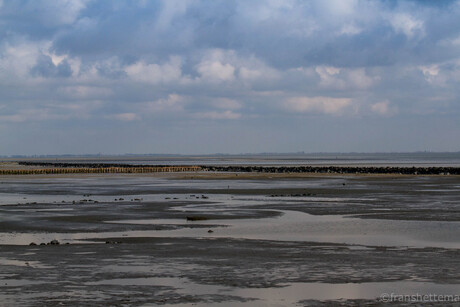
[0,40,82,83]
[58,86,112,99]
[284,96,352,115]
[108,113,140,121]
[315,66,375,90]
[371,101,398,116]
[389,14,424,38]
[196,49,279,83]
[239,64,279,81]
[318,0,358,16]
[238,0,296,22]
[154,0,190,30]
[0,108,69,122]
[338,24,362,36]
[0,41,42,80]
[420,65,439,77]
[44,0,88,25]
[317,66,341,76]
[210,98,242,110]
[346,68,375,89]
[315,66,344,88]
[194,110,241,120]
[0,100,104,122]
[451,35,460,46]
[239,67,262,80]
[419,65,444,85]
[125,56,186,84]
[197,59,235,83]
[142,94,187,113]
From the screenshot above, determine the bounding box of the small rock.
[186,216,209,221]
[49,239,60,245]
[208,229,214,233]
[29,242,37,246]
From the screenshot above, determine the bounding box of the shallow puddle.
[85,276,460,306]
[105,210,460,248]
[0,257,52,269]
[1,210,460,248]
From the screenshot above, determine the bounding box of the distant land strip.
[0,162,457,175]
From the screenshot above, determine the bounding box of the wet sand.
[0,172,459,306]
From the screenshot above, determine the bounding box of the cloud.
[31,54,72,78]
[0,108,69,122]
[315,66,375,89]
[142,94,187,113]
[0,0,89,39]
[195,49,279,84]
[371,101,398,116]
[125,56,187,84]
[346,68,375,89]
[58,86,112,99]
[209,98,242,110]
[196,50,237,82]
[197,60,235,82]
[284,97,352,115]
[108,113,140,121]
[1,0,460,154]
[0,41,42,80]
[194,110,241,120]
[338,24,362,36]
[419,65,439,77]
[419,64,443,84]
[389,13,424,38]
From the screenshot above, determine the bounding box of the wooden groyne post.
[0,166,202,175]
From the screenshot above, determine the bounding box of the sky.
[1,0,460,155]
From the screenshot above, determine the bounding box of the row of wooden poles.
[0,166,202,175]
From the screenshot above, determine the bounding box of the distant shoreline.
[0,161,457,176]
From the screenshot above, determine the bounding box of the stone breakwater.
[202,165,460,175]
[3,162,459,175]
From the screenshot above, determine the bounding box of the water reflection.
[85,276,460,305]
[1,210,460,248]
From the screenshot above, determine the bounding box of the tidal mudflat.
[1,173,460,306]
